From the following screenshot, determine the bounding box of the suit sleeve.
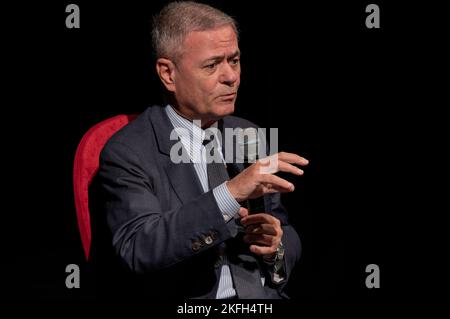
[98,141,235,274]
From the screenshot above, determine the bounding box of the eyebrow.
[203,50,241,63]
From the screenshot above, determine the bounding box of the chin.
[214,103,235,117]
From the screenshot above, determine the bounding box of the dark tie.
[203,134,229,189]
[203,134,266,299]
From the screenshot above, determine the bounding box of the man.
[97,1,308,299]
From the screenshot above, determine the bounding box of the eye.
[230,58,240,65]
[205,63,217,70]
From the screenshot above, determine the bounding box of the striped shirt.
[165,104,240,298]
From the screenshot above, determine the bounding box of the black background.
[2,0,445,307]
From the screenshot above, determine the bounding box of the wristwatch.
[275,241,285,261]
[263,242,284,263]
[263,242,285,283]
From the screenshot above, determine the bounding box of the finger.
[276,160,304,176]
[258,158,304,176]
[261,184,291,194]
[277,152,309,166]
[243,234,275,246]
[239,207,249,218]
[259,174,295,192]
[245,224,277,236]
[259,182,292,194]
[241,213,280,227]
[249,244,278,256]
[241,213,272,226]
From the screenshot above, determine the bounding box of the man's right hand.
[226,152,309,202]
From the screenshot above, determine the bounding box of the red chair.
[73,114,138,260]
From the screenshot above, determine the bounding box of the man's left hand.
[239,207,283,258]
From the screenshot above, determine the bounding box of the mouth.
[217,93,237,101]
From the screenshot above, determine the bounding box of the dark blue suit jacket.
[95,105,301,298]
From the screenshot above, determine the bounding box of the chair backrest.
[73,114,138,260]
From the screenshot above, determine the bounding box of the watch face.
[276,243,285,259]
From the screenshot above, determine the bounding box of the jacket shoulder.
[101,106,159,155]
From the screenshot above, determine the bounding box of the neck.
[170,105,216,129]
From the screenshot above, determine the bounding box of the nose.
[219,62,239,86]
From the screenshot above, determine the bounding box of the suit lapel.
[148,106,249,204]
[148,106,204,204]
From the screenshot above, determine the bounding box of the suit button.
[210,231,218,241]
[192,241,202,251]
[204,236,213,245]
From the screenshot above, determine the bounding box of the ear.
[156,58,176,92]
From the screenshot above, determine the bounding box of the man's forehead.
[183,26,239,54]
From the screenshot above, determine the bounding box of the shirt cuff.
[212,182,241,222]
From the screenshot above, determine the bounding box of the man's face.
[171,25,240,125]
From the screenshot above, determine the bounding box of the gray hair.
[152,1,239,61]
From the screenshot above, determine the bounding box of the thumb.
[239,207,249,218]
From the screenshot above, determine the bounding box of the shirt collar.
[165,104,219,142]
[165,104,221,161]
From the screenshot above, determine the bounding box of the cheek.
[201,80,219,100]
